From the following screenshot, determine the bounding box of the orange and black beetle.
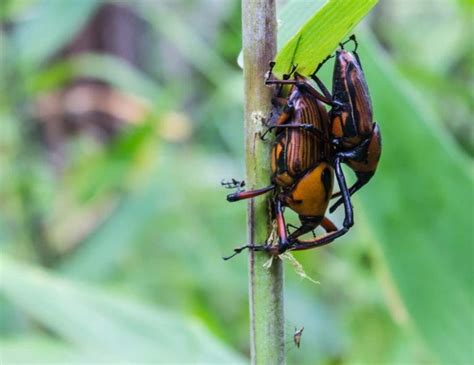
[310,35,382,212]
[222,66,353,259]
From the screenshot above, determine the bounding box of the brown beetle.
[222,66,353,258]
[310,35,382,212]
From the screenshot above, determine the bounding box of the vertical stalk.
[242,1,284,364]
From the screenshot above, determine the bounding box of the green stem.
[242,1,284,364]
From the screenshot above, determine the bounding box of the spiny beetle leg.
[265,123,331,143]
[265,70,333,106]
[288,223,348,251]
[226,185,275,202]
[224,199,292,260]
[222,244,269,261]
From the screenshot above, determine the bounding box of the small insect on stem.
[293,326,304,348]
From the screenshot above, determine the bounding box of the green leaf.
[276,0,326,50]
[0,0,38,22]
[66,122,157,203]
[0,336,93,364]
[277,3,473,362]
[355,32,474,365]
[0,255,246,363]
[274,0,378,75]
[12,0,101,68]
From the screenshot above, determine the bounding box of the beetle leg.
[275,199,291,252]
[288,217,348,251]
[321,216,337,232]
[262,110,290,140]
[266,104,293,128]
[287,222,318,240]
[336,137,371,162]
[266,78,333,106]
[224,199,288,260]
[329,172,374,213]
[329,129,379,212]
[308,73,341,109]
[226,185,275,202]
[265,78,300,86]
[288,216,323,241]
[332,157,354,228]
[286,223,299,236]
[265,123,331,143]
[222,243,269,260]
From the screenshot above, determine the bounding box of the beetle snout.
[336,50,356,64]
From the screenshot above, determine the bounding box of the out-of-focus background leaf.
[0,255,246,363]
[0,0,472,364]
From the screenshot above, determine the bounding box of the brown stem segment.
[242,0,284,364]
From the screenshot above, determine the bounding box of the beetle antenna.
[349,34,358,52]
[288,64,298,77]
[311,54,334,76]
[265,61,276,83]
[340,34,358,52]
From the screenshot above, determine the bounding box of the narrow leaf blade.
[274,0,378,75]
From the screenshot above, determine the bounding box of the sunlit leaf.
[274,0,378,75]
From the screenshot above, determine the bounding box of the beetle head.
[335,49,359,70]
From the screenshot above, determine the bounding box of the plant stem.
[242,1,284,364]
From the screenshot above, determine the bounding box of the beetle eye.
[332,101,343,111]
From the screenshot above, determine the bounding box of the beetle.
[222,66,353,259]
[310,35,382,212]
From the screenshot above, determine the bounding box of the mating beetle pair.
[223,35,382,259]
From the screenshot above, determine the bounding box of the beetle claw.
[222,243,269,260]
[221,178,245,191]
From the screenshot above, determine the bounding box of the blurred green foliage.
[0,0,472,364]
